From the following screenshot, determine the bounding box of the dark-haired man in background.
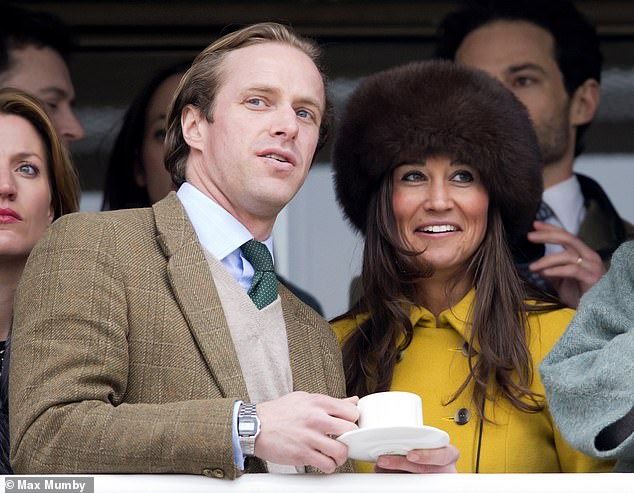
[1,4,85,144]
[437,0,634,307]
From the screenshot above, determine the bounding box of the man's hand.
[374,444,459,474]
[527,221,606,308]
[254,392,359,473]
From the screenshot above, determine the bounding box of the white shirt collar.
[543,175,586,235]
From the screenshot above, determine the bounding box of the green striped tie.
[240,239,278,309]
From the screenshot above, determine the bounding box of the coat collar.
[408,287,476,346]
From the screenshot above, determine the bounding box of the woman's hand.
[374,444,459,474]
[527,221,606,308]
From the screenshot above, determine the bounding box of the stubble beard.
[536,103,572,168]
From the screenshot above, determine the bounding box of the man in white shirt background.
[436,0,634,307]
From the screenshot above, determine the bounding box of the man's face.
[1,45,85,144]
[455,20,572,166]
[186,41,325,233]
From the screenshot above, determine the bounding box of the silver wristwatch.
[238,403,260,457]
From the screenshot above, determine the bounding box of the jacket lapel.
[281,287,354,474]
[152,193,249,400]
[281,286,328,394]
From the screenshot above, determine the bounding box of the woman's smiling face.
[391,155,489,280]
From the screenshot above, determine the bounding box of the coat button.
[202,468,225,478]
[454,407,471,425]
[461,341,477,357]
[461,341,470,357]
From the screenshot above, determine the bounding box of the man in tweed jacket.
[9,23,358,477]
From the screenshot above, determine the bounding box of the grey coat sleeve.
[540,241,634,468]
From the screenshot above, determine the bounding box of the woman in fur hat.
[331,61,612,473]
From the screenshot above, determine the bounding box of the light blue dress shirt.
[177,182,275,290]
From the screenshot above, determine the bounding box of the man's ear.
[570,78,601,127]
[181,104,206,151]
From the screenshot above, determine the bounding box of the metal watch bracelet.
[238,403,260,457]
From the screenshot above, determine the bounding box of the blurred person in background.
[101,61,190,210]
[1,4,85,145]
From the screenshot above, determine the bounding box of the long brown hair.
[337,169,562,420]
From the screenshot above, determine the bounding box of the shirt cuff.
[232,400,246,470]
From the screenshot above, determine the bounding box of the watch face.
[240,419,257,434]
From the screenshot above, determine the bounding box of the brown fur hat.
[332,60,543,247]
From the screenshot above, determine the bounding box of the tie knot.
[240,239,274,272]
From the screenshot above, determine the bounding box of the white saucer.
[337,425,449,462]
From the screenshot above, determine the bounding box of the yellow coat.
[332,289,613,473]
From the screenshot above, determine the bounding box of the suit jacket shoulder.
[577,173,632,260]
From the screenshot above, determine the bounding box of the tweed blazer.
[9,193,350,477]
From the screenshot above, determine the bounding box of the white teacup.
[357,391,423,429]
[339,391,448,461]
